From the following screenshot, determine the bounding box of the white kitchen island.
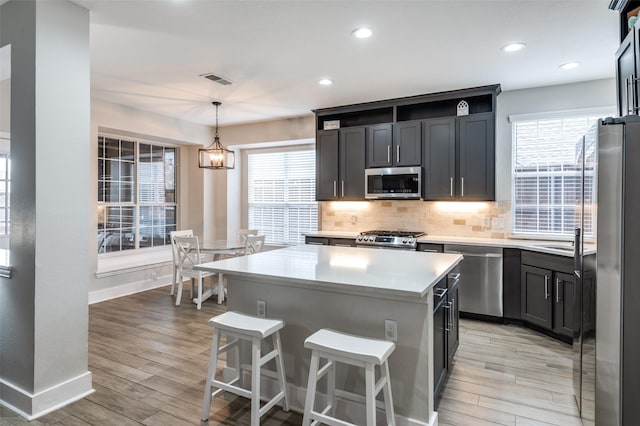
[196,245,462,426]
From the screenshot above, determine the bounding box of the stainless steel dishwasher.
[444,244,503,317]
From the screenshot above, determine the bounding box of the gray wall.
[0,0,93,416]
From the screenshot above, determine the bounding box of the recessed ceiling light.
[318,79,333,86]
[559,62,581,70]
[352,27,373,39]
[502,42,526,52]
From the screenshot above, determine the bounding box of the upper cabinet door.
[423,118,455,200]
[458,112,495,201]
[366,123,393,168]
[394,121,422,166]
[316,130,339,201]
[617,30,636,117]
[339,127,366,200]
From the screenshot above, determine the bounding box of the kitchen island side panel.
[226,275,436,426]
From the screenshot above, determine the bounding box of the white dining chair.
[245,235,266,255]
[236,229,259,256]
[170,229,194,298]
[173,235,217,310]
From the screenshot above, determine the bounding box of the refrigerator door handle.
[574,227,581,277]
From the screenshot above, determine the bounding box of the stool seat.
[209,311,284,338]
[304,329,395,365]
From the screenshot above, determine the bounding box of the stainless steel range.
[355,230,425,250]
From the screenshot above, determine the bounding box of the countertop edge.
[304,232,595,257]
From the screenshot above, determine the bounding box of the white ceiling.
[75,0,618,127]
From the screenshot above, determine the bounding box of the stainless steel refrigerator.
[574,116,640,425]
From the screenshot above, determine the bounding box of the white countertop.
[195,244,462,299]
[304,231,595,257]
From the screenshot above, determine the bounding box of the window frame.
[509,107,614,240]
[243,144,318,246]
[97,133,178,255]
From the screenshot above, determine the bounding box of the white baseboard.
[89,275,172,304]
[0,371,94,420]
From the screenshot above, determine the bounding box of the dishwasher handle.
[445,250,503,258]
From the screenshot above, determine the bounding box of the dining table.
[196,239,246,305]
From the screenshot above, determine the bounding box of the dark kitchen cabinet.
[366,122,421,168]
[613,9,640,117]
[433,279,448,402]
[316,127,366,201]
[313,85,500,198]
[521,265,553,329]
[393,121,422,166]
[552,272,575,337]
[447,273,460,367]
[304,236,356,247]
[417,242,444,253]
[423,113,495,201]
[434,271,460,405]
[366,123,394,168]
[520,251,578,339]
[423,118,456,199]
[458,113,495,200]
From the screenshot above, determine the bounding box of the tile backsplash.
[320,200,511,238]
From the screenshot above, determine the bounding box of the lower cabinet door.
[521,265,553,330]
[447,284,460,368]
[553,272,575,337]
[433,300,448,403]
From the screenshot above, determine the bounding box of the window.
[247,148,317,245]
[97,135,177,253]
[511,108,613,238]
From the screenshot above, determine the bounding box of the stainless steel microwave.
[365,167,422,199]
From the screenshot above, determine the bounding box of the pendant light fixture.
[198,101,235,169]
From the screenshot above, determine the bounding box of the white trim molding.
[0,372,93,420]
[89,273,172,304]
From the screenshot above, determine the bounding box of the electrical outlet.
[257,300,266,318]
[483,217,491,228]
[151,271,157,281]
[385,319,397,342]
[351,215,357,224]
[492,217,505,229]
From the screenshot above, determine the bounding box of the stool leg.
[382,361,396,426]
[251,337,261,426]
[365,363,376,426]
[327,360,336,416]
[302,352,320,426]
[170,265,177,295]
[273,332,289,411]
[217,273,225,304]
[233,338,241,384]
[201,329,221,422]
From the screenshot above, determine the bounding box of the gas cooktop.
[356,230,426,249]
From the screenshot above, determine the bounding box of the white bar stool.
[302,329,396,426]
[201,311,289,426]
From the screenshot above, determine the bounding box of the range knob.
[356,235,362,241]
[368,236,375,242]
[402,239,407,244]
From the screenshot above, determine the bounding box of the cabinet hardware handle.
[544,275,549,300]
[387,145,391,163]
[434,288,448,298]
[444,303,451,332]
[341,180,344,197]
[449,300,454,331]
[461,177,465,197]
[556,278,561,303]
[627,77,631,115]
[307,242,325,245]
[450,177,454,197]
[333,180,337,197]
[396,145,400,163]
[334,244,352,247]
[422,249,440,253]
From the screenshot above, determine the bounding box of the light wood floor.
[0,286,581,426]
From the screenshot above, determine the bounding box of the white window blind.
[511,109,612,238]
[248,149,317,245]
